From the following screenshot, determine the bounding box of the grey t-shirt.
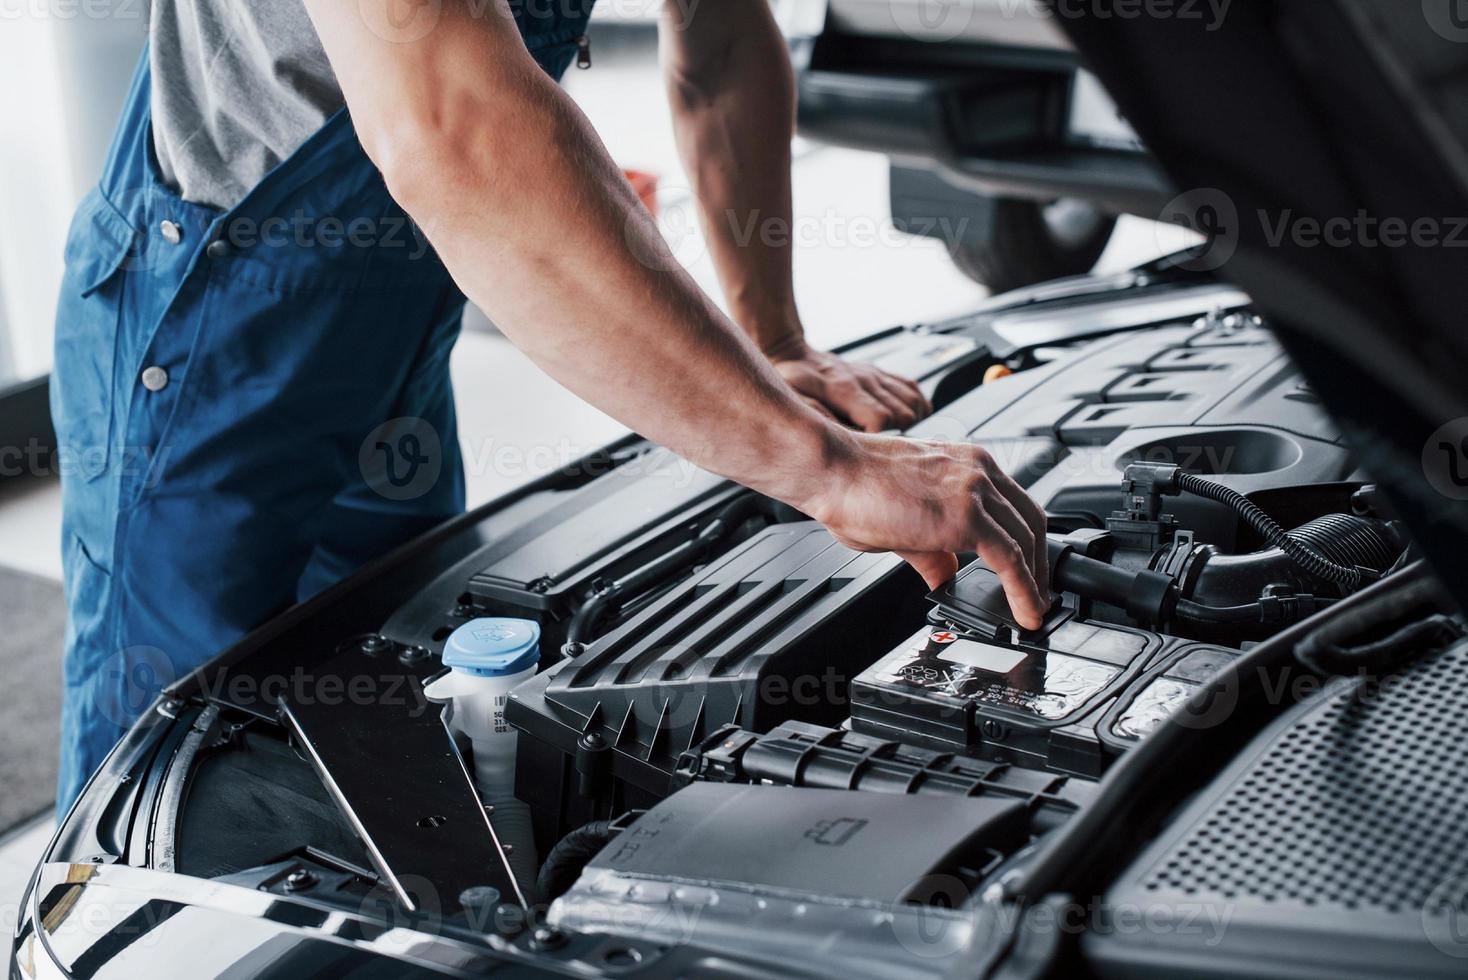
[149,0,343,210]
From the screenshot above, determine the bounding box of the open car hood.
[1053,0,1468,605]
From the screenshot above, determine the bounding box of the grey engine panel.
[910,318,1357,544]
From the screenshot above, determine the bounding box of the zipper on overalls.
[576,34,592,69]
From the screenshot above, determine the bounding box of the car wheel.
[947,197,1116,294]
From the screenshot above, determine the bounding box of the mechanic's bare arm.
[660,2,931,433]
[302,0,1049,624]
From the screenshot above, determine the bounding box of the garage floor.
[0,28,1188,907]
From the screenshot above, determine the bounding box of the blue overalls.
[52,2,597,812]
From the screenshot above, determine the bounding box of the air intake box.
[506,522,928,846]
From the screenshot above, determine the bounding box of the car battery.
[851,613,1238,780]
[849,561,1238,777]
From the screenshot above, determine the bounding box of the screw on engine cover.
[359,633,391,655]
[579,732,606,750]
[980,719,1007,741]
[528,577,554,594]
[530,926,568,950]
[399,645,431,666]
[284,869,318,892]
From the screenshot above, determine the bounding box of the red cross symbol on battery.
[929,630,958,645]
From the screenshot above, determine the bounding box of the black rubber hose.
[536,820,621,903]
[1173,598,1270,624]
[1175,472,1366,590]
[1052,538,1334,628]
[1288,513,1400,573]
[1048,538,1178,624]
[566,494,771,645]
[1174,595,1337,625]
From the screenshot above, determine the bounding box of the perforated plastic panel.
[1143,643,1468,914]
[1088,639,1468,978]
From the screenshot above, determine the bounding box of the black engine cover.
[506,522,928,840]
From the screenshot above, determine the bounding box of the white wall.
[0,2,145,384]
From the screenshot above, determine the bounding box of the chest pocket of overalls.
[53,189,138,484]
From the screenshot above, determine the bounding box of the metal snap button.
[141,366,169,392]
[159,219,182,245]
[206,239,229,259]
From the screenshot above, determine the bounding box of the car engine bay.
[23,271,1468,979]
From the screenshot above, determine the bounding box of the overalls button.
[206,239,230,259]
[159,219,183,244]
[141,366,170,392]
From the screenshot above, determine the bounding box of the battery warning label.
[882,644,1120,721]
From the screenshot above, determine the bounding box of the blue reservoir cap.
[442,618,541,677]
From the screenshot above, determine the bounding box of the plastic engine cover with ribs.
[910,315,1358,540]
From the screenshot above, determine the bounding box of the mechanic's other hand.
[767,340,932,433]
[804,433,1051,630]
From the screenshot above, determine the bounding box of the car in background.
[791,0,1161,292]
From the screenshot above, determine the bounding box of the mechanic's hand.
[766,339,932,433]
[804,432,1051,629]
